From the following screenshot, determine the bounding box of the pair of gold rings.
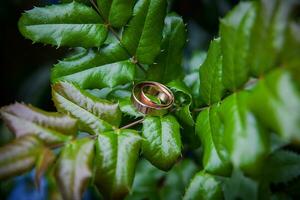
[131,81,174,116]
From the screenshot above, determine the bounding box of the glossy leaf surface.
[142,115,181,171]
[168,80,194,126]
[52,82,118,134]
[220,2,256,90]
[219,92,269,173]
[147,14,186,83]
[249,69,300,142]
[119,97,144,118]
[97,0,135,27]
[0,136,43,180]
[0,103,75,145]
[122,0,167,64]
[200,38,224,105]
[18,2,108,48]
[183,171,223,200]
[55,138,94,200]
[196,106,231,176]
[51,45,128,81]
[94,129,142,200]
[247,0,277,75]
[52,60,135,89]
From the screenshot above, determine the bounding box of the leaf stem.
[193,106,209,112]
[89,0,105,21]
[48,119,144,150]
[120,118,144,129]
[89,0,147,73]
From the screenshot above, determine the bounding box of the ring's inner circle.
[142,85,169,105]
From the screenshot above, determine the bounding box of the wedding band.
[131,81,174,116]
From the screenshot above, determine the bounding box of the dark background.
[0,0,238,110]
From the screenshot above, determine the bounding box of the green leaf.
[126,159,165,200]
[47,173,64,200]
[146,94,162,105]
[247,1,276,76]
[0,103,76,145]
[183,171,223,200]
[52,60,136,89]
[220,2,256,91]
[18,2,108,48]
[55,138,94,200]
[147,14,186,83]
[168,80,194,126]
[283,22,300,74]
[127,159,197,200]
[249,69,300,143]
[35,148,56,187]
[119,97,144,118]
[196,107,231,176]
[184,51,206,100]
[97,0,135,27]
[87,84,143,118]
[51,45,128,81]
[52,82,120,134]
[160,159,198,200]
[94,129,142,200]
[263,150,300,184]
[200,38,224,105]
[219,92,270,173]
[223,169,258,200]
[0,136,43,180]
[248,0,298,76]
[142,115,182,171]
[122,0,167,64]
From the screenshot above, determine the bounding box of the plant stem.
[193,106,208,112]
[89,0,147,73]
[120,118,144,129]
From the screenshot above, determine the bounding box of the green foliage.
[127,159,198,200]
[199,38,223,105]
[249,69,300,142]
[223,170,258,200]
[183,171,223,200]
[147,14,186,83]
[55,138,94,200]
[0,103,76,145]
[121,0,167,64]
[168,80,194,126]
[52,60,136,89]
[94,129,142,200]
[220,2,256,91]
[219,92,269,174]
[52,82,115,134]
[51,47,129,81]
[0,136,44,180]
[142,115,181,171]
[18,2,108,48]
[0,0,300,199]
[262,150,300,184]
[196,106,231,176]
[97,0,135,28]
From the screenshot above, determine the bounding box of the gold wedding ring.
[131,81,174,116]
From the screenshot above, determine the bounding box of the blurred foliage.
[1,0,300,200]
